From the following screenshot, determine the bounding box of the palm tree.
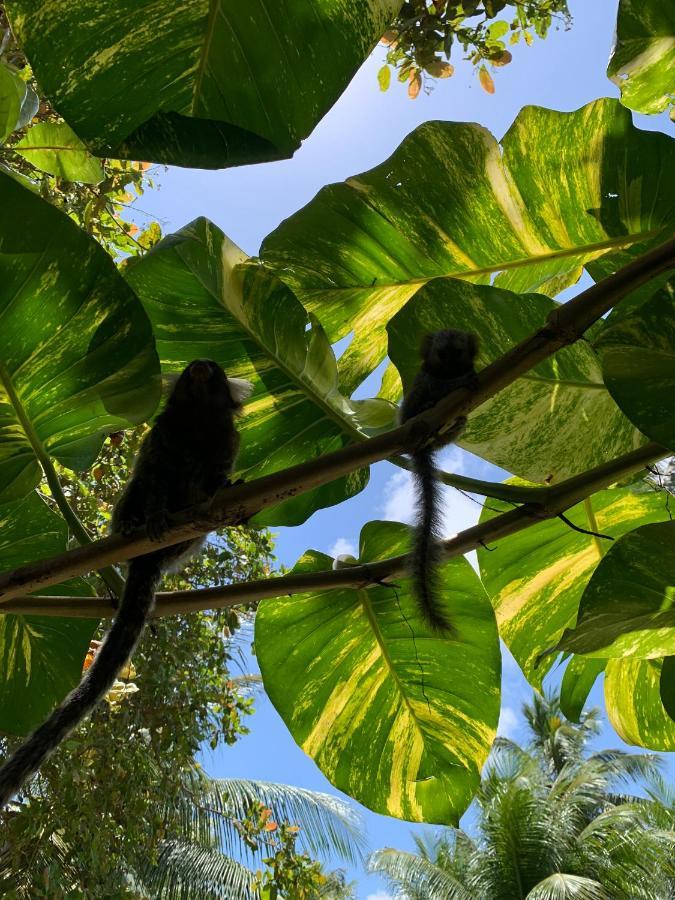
[1,774,363,898]
[368,693,675,899]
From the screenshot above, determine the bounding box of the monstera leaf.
[0,493,96,736]
[608,0,675,116]
[261,99,675,392]
[388,279,643,483]
[0,171,160,503]
[125,219,396,526]
[605,657,675,751]
[477,486,668,687]
[554,521,675,659]
[256,520,500,825]
[595,284,675,451]
[5,0,399,168]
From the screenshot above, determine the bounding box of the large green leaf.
[6,0,399,169]
[256,520,500,825]
[594,284,675,452]
[559,656,607,724]
[261,99,675,392]
[0,61,25,142]
[0,493,96,736]
[607,0,675,116]
[605,657,675,751]
[477,487,668,687]
[125,218,396,526]
[0,171,160,502]
[554,521,675,659]
[388,279,643,483]
[14,122,104,184]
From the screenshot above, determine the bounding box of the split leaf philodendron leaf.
[0,61,26,142]
[5,0,399,168]
[605,657,675,751]
[124,219,397,527]
[478,486,668,688]
[14,121,105,184]
[388,279,643,483]
[0,493,97,736]
[256,520,501,825]
[0,171,160,502]
[595,284,675,452]
[560,656,607,724]
[554,521,675,659]
[607,0,675,116]
[261,99,675,393]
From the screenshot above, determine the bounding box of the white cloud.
[367,892,394,900]
[329,537,357,559]
[497,705,518,739]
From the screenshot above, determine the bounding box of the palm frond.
[367,847,476,900]
[184,778,366,866]
[524,873,609,900]
[141,839,256,900]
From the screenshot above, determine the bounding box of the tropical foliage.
[0,1,673,891]
[368,694,675,898]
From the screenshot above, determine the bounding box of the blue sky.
[132,1,675,895]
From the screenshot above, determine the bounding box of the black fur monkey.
[0,359,252,807]
[400,330,478,632]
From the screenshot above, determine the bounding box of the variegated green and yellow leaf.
[125,218,396,526]
[0,170,160,503]
[478,486,668,687]
[559,656,607,724]
[607,0,675,116]
[0,493,96,736]
[595,284,675,451]
[605,657,675,750]
[555,521,675,659]
[388,279,643,483]
[5,0,399,168]
[261,99,675,392]
[255,520,500,825]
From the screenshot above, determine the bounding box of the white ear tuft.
[228,377,254,405]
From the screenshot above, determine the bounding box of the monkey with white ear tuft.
[0,360,252,807]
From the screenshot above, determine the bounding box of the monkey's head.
[168,359,253,414]
[420,329,478,378]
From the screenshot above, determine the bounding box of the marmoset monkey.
[0,359,252,807]
[400,330,478,632]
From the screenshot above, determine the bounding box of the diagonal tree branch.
[3,441,666,619]
[0,236,673,605]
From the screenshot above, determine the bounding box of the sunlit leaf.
[554,521,675,659]
[0,171,160,502]
[256,520,500,824]
[261,100,675,393]
[605,657,675,750]
[608,0,675,116]
[14,121,105,183]
[478,486,668,686]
